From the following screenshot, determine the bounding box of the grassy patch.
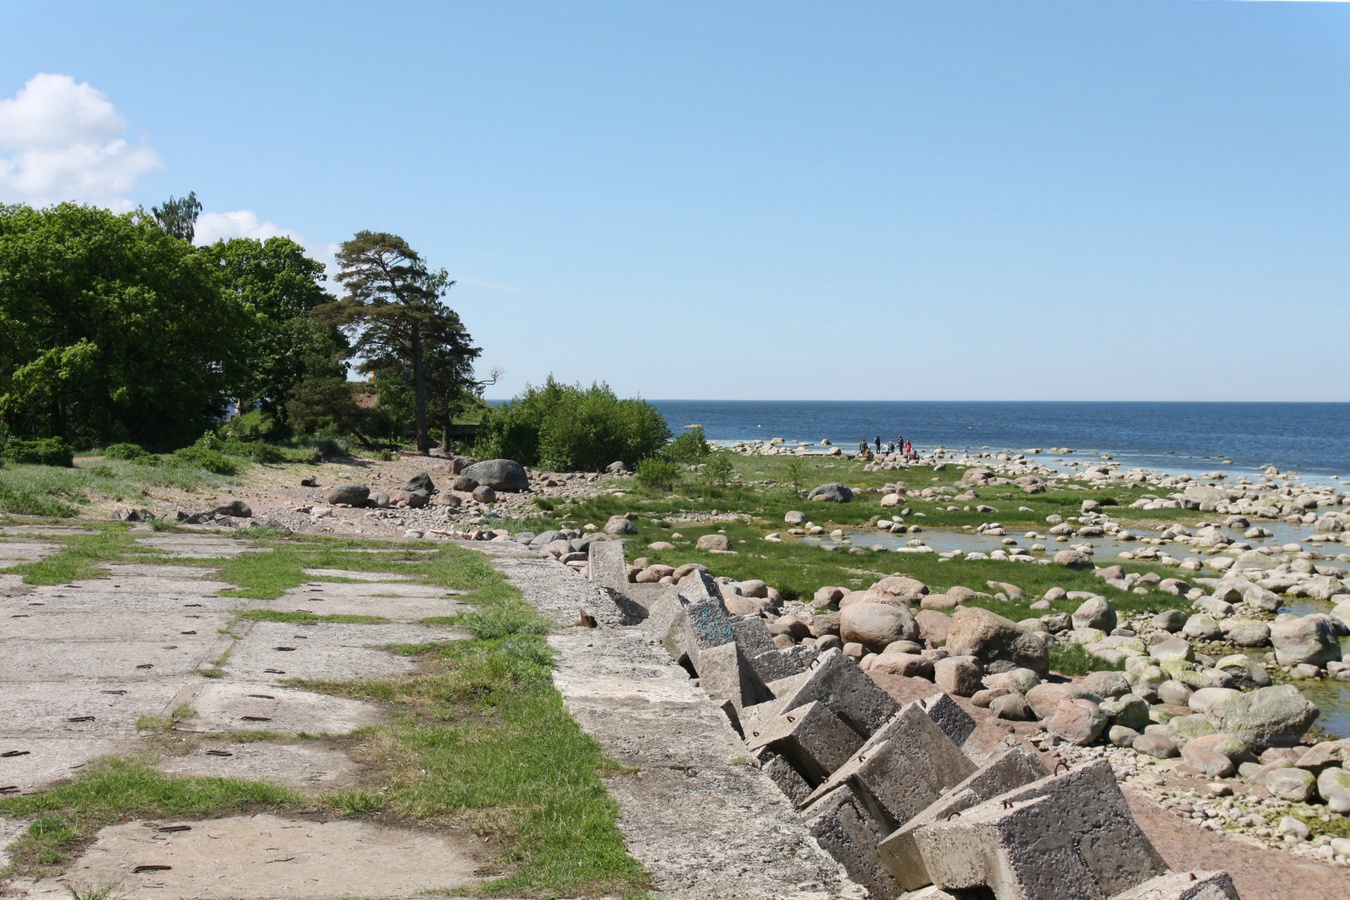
[299,582,646,898]
[210,537,510,607]
[0,528,170,585]
[1049,642,1126,676]
[0,757,300,877]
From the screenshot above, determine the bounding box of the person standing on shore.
[874,435,881,453]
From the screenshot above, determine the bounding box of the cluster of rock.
[585,540,1239,899]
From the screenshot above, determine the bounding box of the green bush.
[4,437,75,467]
[103,442,157,463]
[700,453,736,488]
[169,434,241,475]
[667,426,711,462]
[636,458,682,492]
[477,377,670,472]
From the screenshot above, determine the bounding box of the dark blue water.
[649,401,1350,480]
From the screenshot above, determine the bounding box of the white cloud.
[0,73,161,211]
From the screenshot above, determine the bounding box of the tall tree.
[200,236,346,428]
[332,231,480,453]
[152,191,202,242]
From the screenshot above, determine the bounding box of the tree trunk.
[411,321,429,454]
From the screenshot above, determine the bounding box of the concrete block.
[1109,871,1238,900]
[749,643,820,684]
[745,700,864,786]
[915,761,1166,900]
[803,784,900,900]
[759,749,813,807]
[659,577,734,672]
[920,691,976,748]
[805,703,978,830]
[731,615,778,657]
[878,744,1050,891]
[776,648,900,739]
[678,568,725,606]
[643,589,687,643]
[587,540,628,591]
[697,641,774,720]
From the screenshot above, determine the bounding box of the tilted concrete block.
[878,744,1050,891]
[659,575,734,672]
[697,640,774,723]
[803,784,901,900]
[678,568,725,605]
[731,614,779,657]
[745,700,864,786]
[775,648,900,740]
[915,760,1166,900]
[919,691,976,749]
[644,590,689,644]
[759,749,813,807]
[804,703,977,829]
[587,539,628,591]
[1109,871,1238,900]
[749,643,820,684]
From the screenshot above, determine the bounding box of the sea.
[648,400,1350,484]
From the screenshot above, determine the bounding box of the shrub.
[783,456,807,494]
[169,433,240,475]
[103,442,157,463]
[4,437,75,467]
[636,458,682,492]
[477,377,671,472]
[700,453,735,488]
[667,426,711,463]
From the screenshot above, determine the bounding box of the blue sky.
[1,1,1347,402]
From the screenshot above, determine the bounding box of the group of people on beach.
[858,433,916,461]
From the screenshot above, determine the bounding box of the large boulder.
[1204,684,1320,749]
[604,515,638,536]
[696,534,733,552]
[403,471,436,493]
[1271,614,1343,669]
[839,602,919,652]
[807,482,853,503]
[325,483,370,506]
[1072,596,1117,632]
[945,606,1049,676]
[461,458,530,492]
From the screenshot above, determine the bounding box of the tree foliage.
[201,236,346,428]
[332,231,480,453]
[477,377,670,472]
[0,202,247,447]
[151,191,202,242]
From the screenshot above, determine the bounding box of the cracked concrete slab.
[180,682,383,736]
[135,534,264,558]
[225,620,463,681]
[0,737,127,793]
[256,579,468,621]
[13,813,483,899]
[0,681,191,736]
[157,742,362,790]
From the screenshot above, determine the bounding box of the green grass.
[1049,642,1127,676]
[298,581,647,898]
[0,757,300,877]
[0,528,172,585]
[209,536,512,606]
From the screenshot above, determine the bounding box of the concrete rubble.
[589,540,1243,900]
